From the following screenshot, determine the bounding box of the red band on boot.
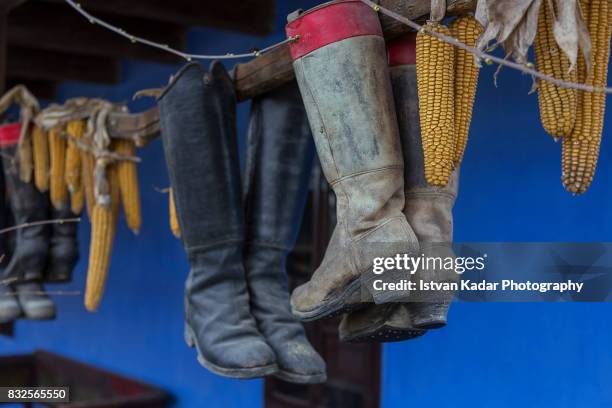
[387,33,417,67]
[0,123,21,148]
[286,0,383,61]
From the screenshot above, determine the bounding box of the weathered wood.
[6,78,57,99]
[8,2,186,63]
[50,0,276,36]
[0,10,6,94]
[7,47,120,84]
[234,0,475,101]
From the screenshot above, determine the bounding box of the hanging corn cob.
[114,139,142,234]
[65,120,84,193]
[450,15,483,167]
[31,125,49,192]
[562,0,611,194]
[81,144,96,217]
[169,187,180,238]
[49,126,68,209]
[84,162,119,312]
[534,2,578,140]
[71,183,85,215]
[416,21,456,186]
[18,124,34,183]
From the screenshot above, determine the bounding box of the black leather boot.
[45,207,79,283]
[1,135,55,320]
[243,81,326,384]
[159,62,277,379]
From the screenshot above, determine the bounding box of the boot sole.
[340,325,426,344]
[292,277,367,322]
[184,323,278,379]
[274,370,327,384]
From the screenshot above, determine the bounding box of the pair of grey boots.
[0,141,79,323]
[285,2,459,343]
[158,63,325,382]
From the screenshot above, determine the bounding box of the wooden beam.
[49,0,276,36]
[7,47,120,84]
[234,0,475,101]
[0,9,6,94]
[8,2,186,63]
[6,77,57,99]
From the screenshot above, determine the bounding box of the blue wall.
[2,2,612,407]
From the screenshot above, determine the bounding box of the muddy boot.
[159,62,277,379]
[0,284,21,323]
[339,304,426,343]
[390,35,459,329]
[1,123,54,320]
[45,207,79,283]
[243,81,326,384]
[286,0,419,321]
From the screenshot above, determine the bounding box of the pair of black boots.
[159,63,325,382]
[0,135,79,323]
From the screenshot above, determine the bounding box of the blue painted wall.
[2,2,611,407]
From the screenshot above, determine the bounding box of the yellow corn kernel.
[416,22,456,186]
[450,16,483,167]
[31,126,50,192]
[562,0,611,194]
[49,126,68,209]
[81,149,95,218]
[534,2,577,139]
[84,203,116,312]
[71,183,84,215]
[114,140,142,234]
[169,188,180,238]
[65,120,84,193]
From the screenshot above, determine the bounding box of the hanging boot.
[159,62,277,379]
[390,34,459,329]
[1,122,55,320]
[286,0,419,321]
[339,33,459,341]
[243,81,326,384]
[45,207,79,283]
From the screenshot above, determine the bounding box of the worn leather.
[243,81,326,383]
[158,62,276,378]
[1,145,50,283]
[291,35,419,319]
[45,207,79,283]
[393,65,459,328]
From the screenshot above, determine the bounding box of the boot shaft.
[158,62,244,252]
[243,81,314,251]
[388,35,459,243]
[287,0,407,236]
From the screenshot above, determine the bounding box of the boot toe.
[0,301,21,323]
[20,299,56,320]
[274,340,326,384]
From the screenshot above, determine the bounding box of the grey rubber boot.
[243,81,326,384]
[286,0,419,322]
[392,57,459,330]
[45,207,79,283]
[159,62,277,379]
[1,141,55,321]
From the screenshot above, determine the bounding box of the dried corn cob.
[18,125,33,183]
[71,183,84,215]
[81,148,96,217]
[416,22,456,186]
[84,203,116,312]
[450,16,483,167]
[49,126,68,209]
[114,140,141,234]
[169,188,180,238]
[534,2,577,139]
[65,120,84,192]
[31,126,49,192]
[562,0,611,194]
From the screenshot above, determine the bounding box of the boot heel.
[184,323,195,348]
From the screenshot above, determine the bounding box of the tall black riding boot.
[159,62,277,379]
[243,81,326,384]
[1,124,55,320]
[45,207,79,283]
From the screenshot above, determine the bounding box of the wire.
[63,0,297,61]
